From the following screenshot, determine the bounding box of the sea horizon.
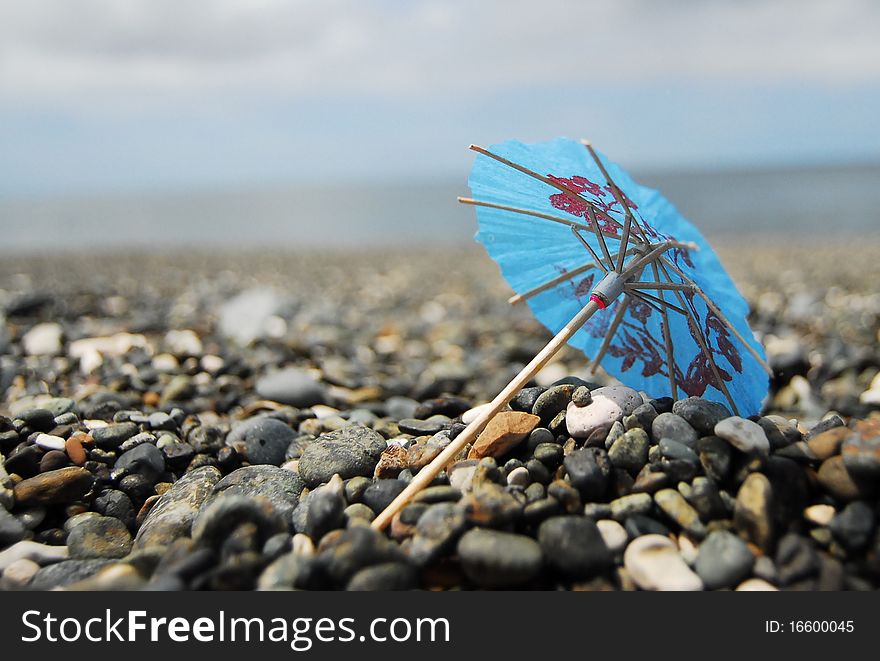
[2,161,878,254]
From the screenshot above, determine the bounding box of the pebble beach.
[1,237,879,591]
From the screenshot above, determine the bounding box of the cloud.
[1,0,878,110]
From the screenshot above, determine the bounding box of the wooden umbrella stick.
[371,298,602,531]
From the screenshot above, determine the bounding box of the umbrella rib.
[587,296,631,373]
[586,205,615,270]
[571,226,610,273]
[651,261,678,400]
[468,145,644,241]
[655,260,740,415]
[581,140,638,272]
[628,288,688,316]
[626,281,695,292]
[621,240,698,279]
[659,256,773,377]
[457,197,620,241]
[508,261,599,305]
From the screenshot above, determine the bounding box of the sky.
[1,0,879,197]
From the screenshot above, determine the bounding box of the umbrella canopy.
[464,137,770,416]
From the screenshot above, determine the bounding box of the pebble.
[208,466,305,522]
[91,422,139,449]
[305,488,346,541]
[817,456,869,501]
[192,494,286,547]
[22,322,63,356]
[532,385,575,424]
[506,466,531,487]
[654,489,707,539]
[256,367,326,407]
[651,412,698,446]
[565,385,642,439]
[298,426,387,487]
[67,516,133,559]
[316,526,405,587]
[672,397,731,436]
[237,418,297,466]
[1,557,40,588]
[538,516,611,579]
[13,467,95,506]
[714,416,770,454]
[218,287,282,345]
[116,443,166,483]
[134,466,221,549]
[596,519,628,553]
[734,473,774,552]
[804,504,835,526]
[694,530,755,589]
[374,444,409,479]
[65,435,87,466]
[624,534,703,591]
[361,480,407,514]
[609,493,653,521]
[468,411,539,460]
[841,427,880,480]
[457,528,543,587]
[564,448,609,500]
[828,501,875,551]
[408,502,467,566]
[34,433,66,452]
[607,428,650,474]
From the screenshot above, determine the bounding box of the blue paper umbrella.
[462,137,771,416]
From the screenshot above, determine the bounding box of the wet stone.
[346,562,418,591]
[658,438,699,464]
[510,387,544,413]
[610,493,653,521]
[255,367,326,408]
[697,436,732,482]
[397,417,448,436]
[29,559,112,590]
[305,488,346,541]
[775,533,820,585]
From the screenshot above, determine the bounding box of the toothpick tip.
[579,138,593,147]
[508,294,523,305]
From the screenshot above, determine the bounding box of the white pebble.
[0,541,69,571]
[165,329,203,356]
[565,385,642,439]
[506,466,531,487]
[22,322,63,356]
[596,519,628,553]
[804,504,836,526]
[624,534,703,591]
[677,534,699,565]
[714,416,770,454]
[201,354,225,374]
[292,533,316,558]
[35,433,66,452]
[152,353,179,372]
[736,578,778,591]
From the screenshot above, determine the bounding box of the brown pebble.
[12,467,95,506]
[817,455,870,501]
[374,444,409,479]
[468,411,540,460]
[65,435,87,466]
[806,427,851,461]
[39,450,70,473]
[143,391,160,407]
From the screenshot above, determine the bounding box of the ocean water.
[1,163,878,253]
